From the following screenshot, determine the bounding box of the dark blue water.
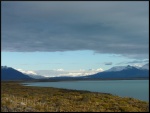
[22,80,149,102]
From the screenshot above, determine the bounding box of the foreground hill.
[1,66,33,81]
[1,81,149,112]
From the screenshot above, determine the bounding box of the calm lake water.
[22,80,149,102]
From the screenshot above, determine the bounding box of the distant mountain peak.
[86,64,149,79]
[126,65,131,67]
[1,66,33,80]
[106,66,126,72]
[124,65,137,70]
[1,66,10,69]
[141,63,149,70]
[106,65,139,72]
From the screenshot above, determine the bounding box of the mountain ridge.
[1,66,34,81]
[1,63,149,81]
[85,65,149,79]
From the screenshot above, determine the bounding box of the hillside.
[86,65,149,79]
[1,81,149,112]
[1,66,33,81]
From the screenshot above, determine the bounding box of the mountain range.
[106,63,149,72]
[1,63,149,81]
[85,65,149,79]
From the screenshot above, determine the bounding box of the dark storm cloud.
[127,60,149,64]
[2,1,149,59]
[104,62,113,65]
[116,59,149,65]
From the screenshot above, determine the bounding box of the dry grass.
[1,81,149,112]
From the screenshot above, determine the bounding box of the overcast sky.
[2,1,149,77]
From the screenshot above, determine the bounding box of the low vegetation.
[1,81,149,112]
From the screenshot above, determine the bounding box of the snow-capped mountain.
[15,68,45,79]
[106,63,149,72]
[140,63,149,70]
[1,66,10,69]
[27,74,45,79]
[2,63,149,81]
[124,65,137,70]
[106,66,126,72]
[86,64,149,79]
[106,65,137,72]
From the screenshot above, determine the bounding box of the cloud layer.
[117,59,149,65]
[2,1,149,59]
[35,68,104,77]
[15,68,37,75]
[16,68,104,77]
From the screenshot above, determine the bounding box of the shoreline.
[1,81,149,112]
[2,77,148,83]
[20,79,149,102]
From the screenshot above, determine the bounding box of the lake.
[22,80,149,102]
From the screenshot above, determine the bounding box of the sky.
[1,1,149,77]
